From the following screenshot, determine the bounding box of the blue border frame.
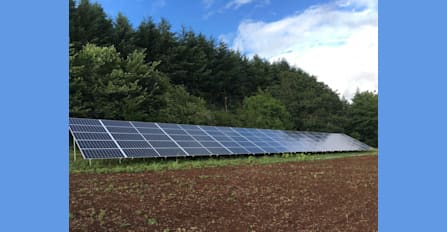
[1,0,447,231]
[379,1,447,231]
[0,0,68,231]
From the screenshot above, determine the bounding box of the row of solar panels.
[69,117,371,159]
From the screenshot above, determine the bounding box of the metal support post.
[73,138,76,161]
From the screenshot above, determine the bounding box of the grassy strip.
[70,149,377,174]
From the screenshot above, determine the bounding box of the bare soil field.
[70,155,377,231]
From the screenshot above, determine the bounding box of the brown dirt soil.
[70,155,377,232]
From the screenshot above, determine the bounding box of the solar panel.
[69,117,372,159]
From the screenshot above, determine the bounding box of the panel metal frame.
[154,123,191,157]
[197,126,233,155]
[129,121,161,157]
[178,127,213,156]
[214,127,252,154]
[69,117,372,160]
[69,127,87,160]
[229,127,268,154]
[99,120,127,158]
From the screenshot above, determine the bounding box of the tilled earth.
[70,155,377,231]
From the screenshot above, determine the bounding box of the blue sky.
[95,0,323,40]
[92,0,378,100]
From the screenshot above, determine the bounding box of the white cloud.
[218,33,233,44]
[231,0,378,100]
[202,0,214,9]
[225,0,254,9]
[203,0,270,19]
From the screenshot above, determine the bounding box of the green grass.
[70,148,377,174]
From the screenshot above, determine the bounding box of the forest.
[69,0,378,147]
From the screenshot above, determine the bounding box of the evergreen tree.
[269,71,346,132]
[69,0,114,51]
[347,91,378,147]
[112,13,135,57]
[134,18,159,63]
[69,1,377,145]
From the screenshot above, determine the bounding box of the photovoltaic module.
[69,117,371,159]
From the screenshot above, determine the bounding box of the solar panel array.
[69,117,371,159]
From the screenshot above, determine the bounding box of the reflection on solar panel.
[69,117,372,159]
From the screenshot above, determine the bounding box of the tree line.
[69,0,378,147]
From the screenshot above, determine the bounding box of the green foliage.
[346,91,378,147]
[147,218,157,225]
[69,2,377,145]
[269,71,347,132]
[70,0,114,50]
[69,44,170,121]
[239,90,293,129]
[113,13,136,57]
[69,148,377,174]
[98,209,106,222]
[210,110,241,127]
[158,85,212,125]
